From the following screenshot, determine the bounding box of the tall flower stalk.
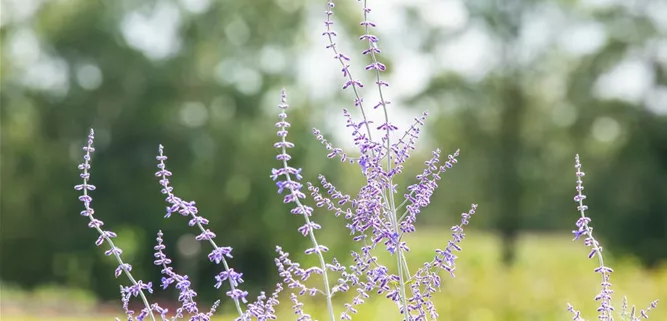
[567,155,658,321]
[322,0,412,316]
[271,90,336,321]
[156,145,248,320]
[264,1,479,320]
[75,129,159,321]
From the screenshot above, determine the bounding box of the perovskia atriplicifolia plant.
[73,1,664,320]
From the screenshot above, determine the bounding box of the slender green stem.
[574,155,611,320]
[97,225,156,321]
[324,0,411,317]
[157,150,247,320]
[80,160,156,321]
[198,223,246,319]
[360,0,411,317]
[278,103,335,321]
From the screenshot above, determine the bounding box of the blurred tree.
[403,0,667,266]
[0,0,351,302]
[586,104,667,268]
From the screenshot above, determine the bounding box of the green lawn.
[3,230,666,320]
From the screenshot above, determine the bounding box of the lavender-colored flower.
[569,155,614,320]
[268,1,481,319]
[155,145,248,319]
[434,203,477,278]
[289,293,312,321]
[322,0,379,155]
[391,111,429,166]
[274,246,321,297]
[246,283,283,321]
[384,203,477,320]
[312,128,356,164]
[270,90,337,320]
[356,0,394,161]
[336,251,373,320]
[154,230,206,319]
[306,175,352,220]
[401,149,460,234]
[75,129,159,321]
[74,0,486,319]
[568,155,659,321]
[301,40,427,312]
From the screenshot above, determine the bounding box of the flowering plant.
[72,1,659,321]
[74,1,476,320]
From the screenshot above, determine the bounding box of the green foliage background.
[1,0,666,313]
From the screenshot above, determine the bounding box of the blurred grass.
[2,230,665,320]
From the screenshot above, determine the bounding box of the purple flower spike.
[570,155,614,320]
[270,91,337,320]
[155,145,248,320]
[568,155,659,320]
[153,230,200,318]
[401,148,460,234]
[246,283,283,321]
[322,0,368,116]
[216,268,245,288]
[432,204,477,278]
[356,0,393,147]
[75,129,159,321]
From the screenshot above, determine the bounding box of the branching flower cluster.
[266,1,478,319]
[74,0,477,319]
[72,1,659,321]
